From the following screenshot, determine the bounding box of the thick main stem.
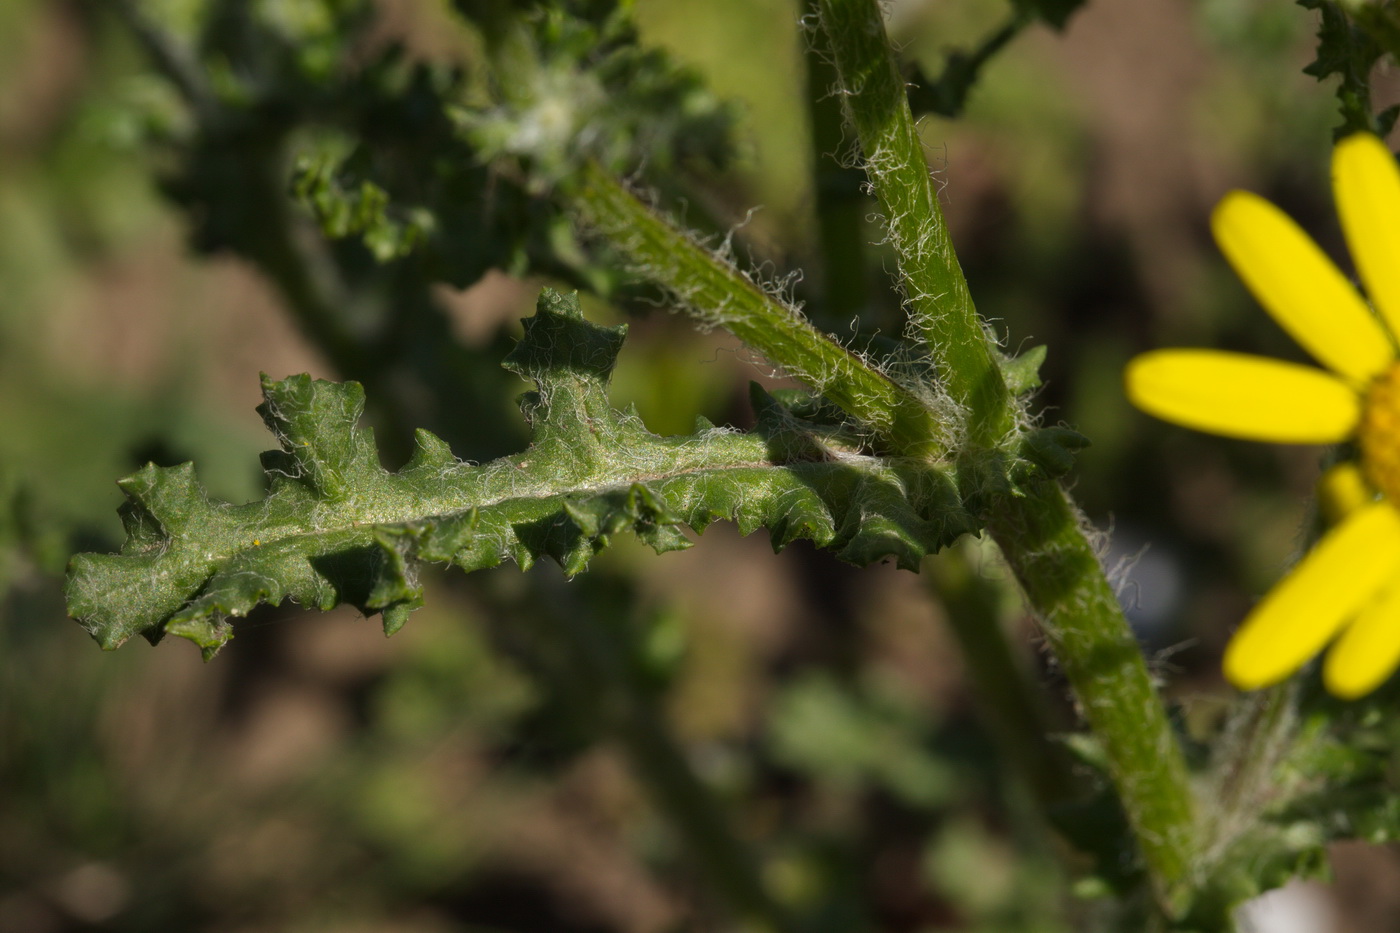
[988,481,1196,910]
[815,0,1014,445]
[816,0,1197,910]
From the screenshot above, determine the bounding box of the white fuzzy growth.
[576,174,994,458]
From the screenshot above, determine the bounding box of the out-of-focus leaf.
[1299,0,1400,137]
[768,673,955,809]
[1010,0,1086,31]
[905,3,1085,119]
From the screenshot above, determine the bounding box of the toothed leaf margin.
[67,290,975,657]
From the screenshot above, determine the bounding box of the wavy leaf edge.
[66,289,977,658]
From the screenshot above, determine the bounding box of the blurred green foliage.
[6,0,1400,930]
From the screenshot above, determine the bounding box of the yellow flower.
[1124,133,1400,700]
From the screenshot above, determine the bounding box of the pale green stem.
[987,480,1196,912]
[559,2,1201,910]
[571,144,1200,912]
[571,160,948,460]
[815,0,1198,911]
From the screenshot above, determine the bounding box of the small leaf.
[999,344,1048,395]
[1020,426,1090,479]
[1299,0,1398,137]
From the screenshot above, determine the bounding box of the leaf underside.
[66,290,975,658]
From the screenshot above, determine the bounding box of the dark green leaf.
[1299,0,1399,137]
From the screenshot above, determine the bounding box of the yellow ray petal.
[1224,500,1400,690]
[1323,579,1400,699]
[1334,133,1400,341]
[1212,191,1392,383]
[1124,350,1360,443]
[1318,462,1376,525]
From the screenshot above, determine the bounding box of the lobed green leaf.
[1300,0,1400,137]
[67,290,975,658]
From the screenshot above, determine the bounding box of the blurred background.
[2,0,1397,930]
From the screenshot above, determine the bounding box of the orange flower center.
[1361,363,1400,502]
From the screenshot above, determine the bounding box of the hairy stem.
[988,481,1196,911]
[1209,685,1297,839]
[815,0,1014,447]
[569,160,948,459]
[815,0,1198,910]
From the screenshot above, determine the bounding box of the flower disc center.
[1361,363,1400,502]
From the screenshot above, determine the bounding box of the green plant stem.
[570,160,948,459]
[575,141,1200,910]
[1204,684,1298,861]
[987,480,1196,911]
[571,145,1199,911]
[815,0,1014,447]
[814,0,1197,910]
[925,544,1078,810]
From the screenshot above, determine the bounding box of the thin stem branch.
[925,543,1079,810]
[1205,685,1297,856]
[569,160,949,460]
[907,10,1029,119]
